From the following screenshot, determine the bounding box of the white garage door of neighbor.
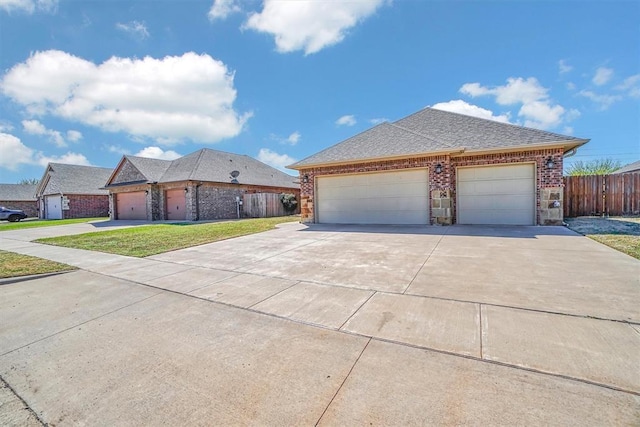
[317,169,429,225]
[45,195,62,219]
[457,164,535,225]
[116,192,147,220]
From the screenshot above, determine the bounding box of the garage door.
[45,195,62,219]
[116,192,147,220]
[317,169,429,225]
[165,189,186,220]
[457,164,535,225]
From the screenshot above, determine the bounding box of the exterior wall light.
[546,158,555,169]
[144,189,149,195]
[184,187,188,193]
[302,174,310,183]
[434,163,443,174]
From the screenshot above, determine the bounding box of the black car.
[0,206,28,222]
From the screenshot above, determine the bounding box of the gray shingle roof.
[0,184,37,201]
[289,107,588,169]
[612,160,640,174]
[37,163,113,196]
[112,149,298,189]
[125,156,172,182]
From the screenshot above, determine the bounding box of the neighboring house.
[105,148,299,221]
[36,163,112,219]
[0,184,38,217]
[612,160,640,174]
[289,107,589,226]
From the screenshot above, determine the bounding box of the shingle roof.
[0,184,37,201]
[125,156,172,182]
[612,160,640,174]
[37,163,113,196]
[111,149,298,189]
[289,107,588,169]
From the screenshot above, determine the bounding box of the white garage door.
[116,192,147,220]
[45,195,62,219]
[457,164,535,225]
[317,169,429,225]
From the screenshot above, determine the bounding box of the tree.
[564,159,621,176]
[17,178,39,185]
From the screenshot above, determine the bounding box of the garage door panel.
[116,192,146,220]
[457,164,535,225]
[317,169,428,225]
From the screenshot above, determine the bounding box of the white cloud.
[336,114,356,126]
[134,146,182,160]
[0,132,90,170]
[615,74,640,98]
[460,77,568,129]
[369,117,388,124]
[566,82,576,91]
[284,131,301,145]
[0,133,34,170]
[0,122,13,132]
[563,126,574,135]
[257,148,296,172]
[558,60,573,74]
[1,50,251,146]
[208,0,241,21]
[243,0,386,55]
[0,0,57,14]
[21,119,67,147]
[115,21,150,40]
[592,67,614,86]
[430,100,511,123]
[66,130,82,142]
[578,90,622,110]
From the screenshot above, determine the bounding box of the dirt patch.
[565,217,640,236]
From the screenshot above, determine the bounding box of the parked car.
[0,206,28,222]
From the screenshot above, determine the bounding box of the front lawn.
[0,217,108,232]
[565,217,640,260]
[0,250,77,278]
[36,217,298,257]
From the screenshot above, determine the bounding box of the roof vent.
[230,170,240,184]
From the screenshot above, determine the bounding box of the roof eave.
[287,148,463,170]
[450,139,590,158]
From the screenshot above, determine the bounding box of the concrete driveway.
[1,222,639,425]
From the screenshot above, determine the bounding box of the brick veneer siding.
[0,200,38,218]
[63,194,109,219]
[109,182,300,221]
[298,148,564,225]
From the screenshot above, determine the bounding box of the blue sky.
[0,0,638,182]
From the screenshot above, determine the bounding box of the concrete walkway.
[1,222,639,425]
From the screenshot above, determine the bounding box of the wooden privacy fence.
[563,173,640,217]
[243,193,298,218]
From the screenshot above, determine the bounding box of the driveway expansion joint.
[315,338,372,426]
[0,375,45,426]
[402,228,450,294]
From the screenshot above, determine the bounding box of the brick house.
[35,163,111,219]
[0,184,38,217]
[105,148,299,221]
[288,108,589,226]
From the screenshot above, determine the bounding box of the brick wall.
[298,148,564,225]
[0,200,38,217]
[64,195,109,219]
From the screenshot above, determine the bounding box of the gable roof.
[0,184,37,201]
[106,148,297,189]
[289,107,589,169]
[36,163,113,196]
[612,160,640,174]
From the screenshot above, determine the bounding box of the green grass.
[0,250,77,278]
[587,234,640,260]
[0,217,108,231]
[36,217,298,257]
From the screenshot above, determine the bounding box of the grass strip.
[36,217,298,257]
[0,217,108,231]
[0,250,77,278]
[586,234,640,260]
